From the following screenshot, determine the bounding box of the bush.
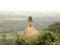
[15,35,26,45]
[48,22,60,44]
[15,31,58,45]
[29,31,58,45]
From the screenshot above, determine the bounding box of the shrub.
[15,35,26,45]
[15,31,58,45]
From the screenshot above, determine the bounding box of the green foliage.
[48,22,60,44]
[15,35,26,45]
[0,31,58,45]
[25,31,57,45]
[37,31,57,45]
[5,42,15,45]
[48,22,60,33]
[38,32,57,45]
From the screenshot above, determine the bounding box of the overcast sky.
[0,0,60,12]
[0,0,60,16]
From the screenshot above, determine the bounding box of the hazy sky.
[0,0,60,12]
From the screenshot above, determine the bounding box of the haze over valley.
[0,11,60,34]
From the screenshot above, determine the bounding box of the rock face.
[22,25,38,40]
[22,16,39,41]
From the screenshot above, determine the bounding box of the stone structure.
[22,16,39,41]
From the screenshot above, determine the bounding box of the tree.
[48,22,60,34]
[36,32,57,45]
[48,22,60,43]
[15,35,26,45]
[27,31,57,45]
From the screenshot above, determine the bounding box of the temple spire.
[22,16,39,41]
[28,16,33,27]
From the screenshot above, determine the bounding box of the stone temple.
[22,16,39,41]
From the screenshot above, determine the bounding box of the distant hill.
[0,14,60,34]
